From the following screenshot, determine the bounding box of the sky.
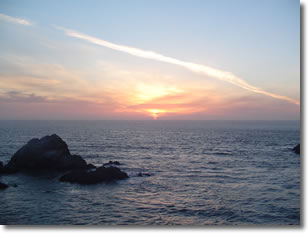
[0,0,300,120]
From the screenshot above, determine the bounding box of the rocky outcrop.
[0,165,18,174]
[86,163,97,170]
[293,144,300,154]
[59,166,128,184]
[0,160,18,174]
[0,182,8,190]
[3,134,88,173]
[103,161,120,166]
[1,134,130,186]
[137,172,151,177]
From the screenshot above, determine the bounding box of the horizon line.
[0,119,300,121]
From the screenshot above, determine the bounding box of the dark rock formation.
[59,166,128,184]
[293,144,300,154]
[137,172,151,177]
[86,163,97,170]
[1,134,129,186]
[0,165,18,174]
[0,161,3,173]
[103,160,120,166]
[0,182,8,190]
[3,134,88,173]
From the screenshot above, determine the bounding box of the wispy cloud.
[56,26,299,106]
[0,13,33,26]
[0,91,48,103]
[0,55,132,107]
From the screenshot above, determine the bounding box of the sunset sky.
[0,0,300,120]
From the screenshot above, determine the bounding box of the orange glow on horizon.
[147,109,166,119]
[111,83,245,119]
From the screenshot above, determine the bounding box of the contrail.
[0,13,32,26]
[57,26,299,105]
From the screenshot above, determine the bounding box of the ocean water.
[0,120,300,225]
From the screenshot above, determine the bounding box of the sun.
[147,109,166,120]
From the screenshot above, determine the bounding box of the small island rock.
[86,163,97,170]
[103,161,120,166]
[3,134,88,173]
[59,166,128,184]
[137,172,151,177]
[293,144,300,154]
[0,182,9,190]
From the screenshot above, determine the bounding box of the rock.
[4,134,88,172]
[137,172,151,177]
[95,166,128,180]
[0,161,3,173]
[59,166,128,184]
[103,161,120,166]
[86,163,97,170]
[0,164,18,174]
[293,144,300,154]
[57,154,88,171]
[0,182,8,190]
[0,161,12,174]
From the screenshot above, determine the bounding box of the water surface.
[0,120,300,225]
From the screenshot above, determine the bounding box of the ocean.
[0,120,300,225]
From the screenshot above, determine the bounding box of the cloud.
[0,56,131,109]
[56,26,299,106]
[0,55,92,99]
[0,91,48,103]
[0,94,123,120]
[0,13,33,26]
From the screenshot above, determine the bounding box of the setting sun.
[147,109,166,119]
